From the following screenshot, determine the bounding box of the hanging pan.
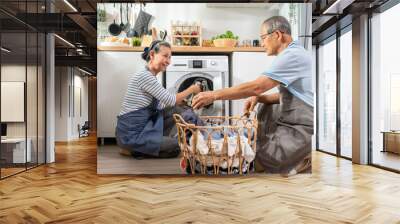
[108,3,121,36]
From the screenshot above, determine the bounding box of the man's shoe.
[282,155,312,177]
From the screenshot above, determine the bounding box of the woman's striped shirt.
[119,68,176,115]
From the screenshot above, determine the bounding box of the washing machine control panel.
[192,60,203,68]
[187,60,219,69]
[167,56,228,72]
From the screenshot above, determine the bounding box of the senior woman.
[116,40,201,159]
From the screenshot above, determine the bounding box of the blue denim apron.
[115,98,163,156]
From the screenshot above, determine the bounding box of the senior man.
[192,16,313,175]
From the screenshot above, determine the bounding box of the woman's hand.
[243,96,258,114]
[192,91,216,110]
[190,83,202,94]
[176,84,202,105]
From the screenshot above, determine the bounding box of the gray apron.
[256,86,313,173]
[115,98,163,156]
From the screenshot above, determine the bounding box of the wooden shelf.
[171,25,200,27]
[97,46,265,53]
[172,35,200,38]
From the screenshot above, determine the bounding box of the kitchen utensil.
[202,40,213,47]
[133,3,152,37]
[108,3,121,36]
[123,3,130,32]
[141,35,153,47]
[159,30,167,41]
[190,37,198,46]
[252,39,259,47]
[126,3,138,37]
[119,4,125,31]
[98,4,106,22]
[151,27,158,40]
[242,39,251,47]
[175,37,183,46]
[127,30,138,38]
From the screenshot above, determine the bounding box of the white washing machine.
[165,55,229,116]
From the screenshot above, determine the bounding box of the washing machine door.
[169,72,227,117]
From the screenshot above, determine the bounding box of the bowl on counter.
[213,38,237,48]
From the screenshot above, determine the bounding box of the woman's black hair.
[141,40,171,62]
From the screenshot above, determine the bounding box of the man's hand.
[192,91,215,109]
[243,96,258,114]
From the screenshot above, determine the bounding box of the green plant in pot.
[131,37,142,47]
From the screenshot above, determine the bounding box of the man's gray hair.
[262,16,291,35]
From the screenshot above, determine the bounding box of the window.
[0,1,47,179]
[339,28,352,158]
[370,2,400,171]
[317,36,337,154]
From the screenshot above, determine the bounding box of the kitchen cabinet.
[97,52,146,139]
[231,52,278,116]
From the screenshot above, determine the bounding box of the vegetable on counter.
[211,30,239,41]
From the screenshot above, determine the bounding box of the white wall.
[1,64,46,163]
[55,67,89,141]
[55,67,68,141]
[1,65,34,138]
[1,65,26,139]
[99,3,282,41]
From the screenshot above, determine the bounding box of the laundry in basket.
[173,113,258,175]
[189,132,255,169]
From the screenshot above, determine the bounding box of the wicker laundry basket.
[173,113,258,175]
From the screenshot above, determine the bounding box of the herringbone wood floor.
[1,134,400,223]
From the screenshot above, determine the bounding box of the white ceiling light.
[63,0,78,12]
[78,67,92,76]
[54,34,75,48]
[1,47,11,53]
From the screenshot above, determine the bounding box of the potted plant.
[131,37,142,47]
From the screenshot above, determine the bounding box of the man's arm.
[192,75,279,110]
[243,92,280,114]
[258,93,280,105]
[214,76,279,100]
